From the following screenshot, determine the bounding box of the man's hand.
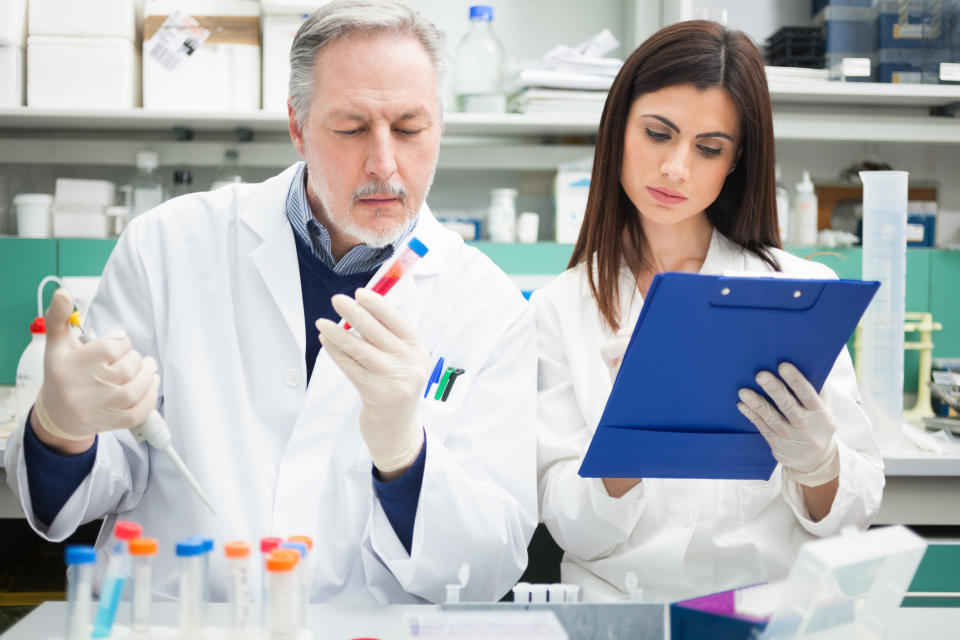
[317,288,429,474]
[32,289,159,455]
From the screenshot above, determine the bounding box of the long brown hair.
[569,20,780,331]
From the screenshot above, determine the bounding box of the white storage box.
[55,178,117,209]
[0,0,27,47]
[262,14,306,113]
[27,36,139,109]
[28,0,136,40]
[142,0,260,112]
[52,209,110,238]
[0,47,24,107]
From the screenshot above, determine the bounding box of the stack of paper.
[507,29,622,118]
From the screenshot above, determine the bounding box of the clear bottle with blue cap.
[454,5,507,113]
[176,537,208,634]
[280,541,310,628]
[65,545,97,640]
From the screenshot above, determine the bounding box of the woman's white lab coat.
[533,229,884,603]
[5,164,538,604]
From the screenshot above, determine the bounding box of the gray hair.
[288,0,447,128]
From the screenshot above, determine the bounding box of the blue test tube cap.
[280,541,308,558]
[65,545,97,565]
[469,5,493,21]
[187,535,214,553]
[407,237,428,258]
[175,538,206,557]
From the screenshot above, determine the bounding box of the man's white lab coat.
[533,229,884,603]
[5,164,538,604]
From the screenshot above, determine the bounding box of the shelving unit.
[1,79,960,169]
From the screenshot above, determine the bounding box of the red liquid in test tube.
[343,237,428,329]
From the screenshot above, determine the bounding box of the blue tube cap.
[65,545,97,565]
[176,538,206,557]
[187,535,214,553]
[280,541,308,557]
[469,5,493,20]
[407,237,428,258]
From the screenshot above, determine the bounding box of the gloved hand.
[736,362,840,487]
[599,326,633,383]
[317,288,429,473]
[32,289,159,451]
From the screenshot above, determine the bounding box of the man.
[5,0,537,603]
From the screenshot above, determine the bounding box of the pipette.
[68,312,219,520]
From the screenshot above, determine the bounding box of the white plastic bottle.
[454,5,506,113]
[792,170,818,246]
[775,164,789,244]
[487,188,517,242]
[129,151,165,220]
[15,317,46,408]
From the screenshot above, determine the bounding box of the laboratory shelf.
[2,77,960,148]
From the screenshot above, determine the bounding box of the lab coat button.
[680,512,694,528]
[285,368,302,387]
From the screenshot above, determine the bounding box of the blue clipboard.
[578,272,880,480]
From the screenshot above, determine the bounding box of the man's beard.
[308,170,434,248]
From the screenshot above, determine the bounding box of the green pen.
[434,367,455,401]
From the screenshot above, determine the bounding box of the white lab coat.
[5,164,538,604]
[533,229,884,603]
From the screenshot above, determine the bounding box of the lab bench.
[1,601,958,640]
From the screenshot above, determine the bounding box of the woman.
[533,21,884,603]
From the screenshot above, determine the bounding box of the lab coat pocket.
[736,471,783,521]
[418,369,471,445]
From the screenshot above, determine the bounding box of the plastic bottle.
[792,170,818,246]
[487,188,518,242]
[454,5,507,113]
[129,151,165,220]
[775,164,789,244]
[264,549,300,640]
[224,541,253,635]
[128,537,158,634]
[211,149,245,190]
[65,545,97,640]
[15,317,45,400]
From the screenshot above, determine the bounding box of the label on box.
[893,24,924,40]
[941,63,960,82]
[842,58,872,78]
[906,223,926,243]
[146,11,210,72]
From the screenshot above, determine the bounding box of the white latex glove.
[736,362,840,487]
[33,289,159,447]
[599,326,633,383]
[316,288,429,473]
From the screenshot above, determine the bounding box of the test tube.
[279,542,308,628]
[343,237,428,329]
[260,537,283,624]
[128,537,158,633]
[176,537,206,633]
[189,535,215,623]
[65,545,96,640]
[265,550,300,640]
[92,520,142,639]
[225,541,253,636]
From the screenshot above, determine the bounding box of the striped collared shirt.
[284,162,418,275]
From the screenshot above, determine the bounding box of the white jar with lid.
[13,193,53,237]
[487,188,517,242]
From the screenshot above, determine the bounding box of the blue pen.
[424,356,444,398]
